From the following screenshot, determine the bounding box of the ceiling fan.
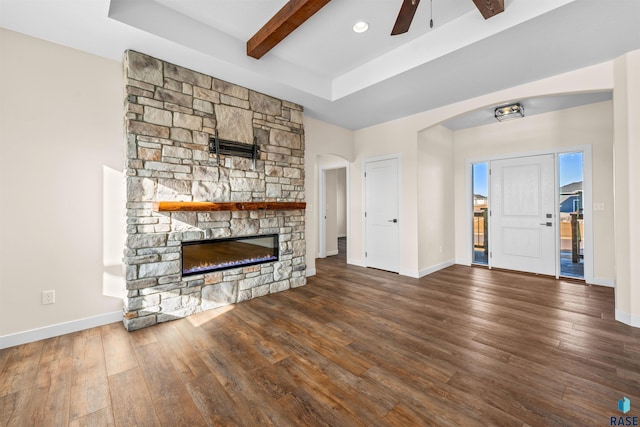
[391,0,505,36]
[247,0,505,59]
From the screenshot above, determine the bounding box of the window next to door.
[472,162,489,266]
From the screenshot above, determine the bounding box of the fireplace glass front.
[182,234,279,276]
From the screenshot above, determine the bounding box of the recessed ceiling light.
[353,21,369,33]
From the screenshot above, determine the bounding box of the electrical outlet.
[42,290,55,305]
[593,202,605,211]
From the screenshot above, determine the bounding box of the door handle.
[539,222,552,227]
[388,219,398,223]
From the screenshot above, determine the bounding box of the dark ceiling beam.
[472,0,504,19]
[247,0,332,59]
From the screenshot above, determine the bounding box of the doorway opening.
[472,162,489,265]
[323,167,347,260]
[318,154,350,265]
[467,147,592,281]
[558,152,584,279]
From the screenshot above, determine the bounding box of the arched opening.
[318,154,350,264]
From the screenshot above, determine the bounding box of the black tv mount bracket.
[208,129,260,169]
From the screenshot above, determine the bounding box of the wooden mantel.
[152,201,306,212]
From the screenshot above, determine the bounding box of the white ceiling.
[1,0,639,130]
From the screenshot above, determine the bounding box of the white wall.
[613,50,640,326]
[0,29,124,344]
[303,117,354,274]
[452,101,615,283]
[352,121,421,275]
[418,125,455,275]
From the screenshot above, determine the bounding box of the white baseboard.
[401,269,420,278]
[326,250,339,256]
[615,309,640,328]
[588,277,615,288]
[306,268,317,277]
[0,311,122,349]
[347,258,366,267]
[419,260,456,278]
[342,259,454,278]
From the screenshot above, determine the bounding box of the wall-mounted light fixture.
[495,103,524,122]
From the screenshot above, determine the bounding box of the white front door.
[490,154,556,276]
[365,158,400,273]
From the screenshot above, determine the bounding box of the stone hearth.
[122,51,306,330]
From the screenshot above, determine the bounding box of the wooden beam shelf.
[152,201,306,212]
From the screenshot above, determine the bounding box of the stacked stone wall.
[123,51,306,330]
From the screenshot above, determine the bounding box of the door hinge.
[490,252,492,258]
[364,172,367,178]
[365,212,367,218]
[489,168,492,175]
[365,252,367,257]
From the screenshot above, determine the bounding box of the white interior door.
[365,158,399,272]
[490,154,556,276]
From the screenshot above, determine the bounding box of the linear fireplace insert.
[182,234,279,276]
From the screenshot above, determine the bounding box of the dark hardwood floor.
[2,256,640,426]
[334,236,346,263]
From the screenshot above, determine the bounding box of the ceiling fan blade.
[472,0,504,19]
[391,0,421,35]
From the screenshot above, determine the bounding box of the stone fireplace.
[123,51,306,331]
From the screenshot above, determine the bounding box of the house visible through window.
[559,152,584,279]
[472,162,489,265]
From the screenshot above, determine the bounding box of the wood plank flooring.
[2,255,640,426]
